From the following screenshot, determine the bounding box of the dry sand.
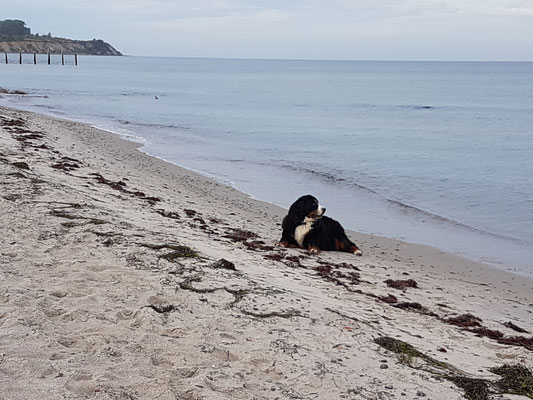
[1,106,532,400]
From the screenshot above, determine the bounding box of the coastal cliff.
[0,38,122,56]
[0,19,122,55]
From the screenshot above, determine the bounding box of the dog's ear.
[287,201,305,223]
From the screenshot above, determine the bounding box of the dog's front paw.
[349,245,363,256]
[276,241,288,248]
[308,246,320,255]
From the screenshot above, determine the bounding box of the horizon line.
[118,54,533,63]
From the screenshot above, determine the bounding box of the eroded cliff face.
[0,38,122,55]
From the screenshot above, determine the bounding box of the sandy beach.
[1,105,532,399]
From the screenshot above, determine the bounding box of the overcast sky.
[3,0,533,61]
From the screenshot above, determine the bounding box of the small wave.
[120,92,152,97]
[349,103,436,111]
[410,105,434,110]
[277,163,375,193]
[122,120,190,131]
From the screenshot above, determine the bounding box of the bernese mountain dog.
[278,195,363,255]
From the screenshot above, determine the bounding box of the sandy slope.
[1,106,531,400]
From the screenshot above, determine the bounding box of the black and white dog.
[278,195,363,255]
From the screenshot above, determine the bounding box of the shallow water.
[2,56,532,274]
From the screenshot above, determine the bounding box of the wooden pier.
[3,51,78,65]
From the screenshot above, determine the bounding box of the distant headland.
[0,19,122,56]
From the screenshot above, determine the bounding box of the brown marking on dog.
[335,239,344,251]
[308,246,320,255]
[349,245,362,255]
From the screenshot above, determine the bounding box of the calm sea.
[2,56,532,274]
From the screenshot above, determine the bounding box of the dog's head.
[287,195,326,223]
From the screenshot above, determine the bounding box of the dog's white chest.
[294,218,314,247]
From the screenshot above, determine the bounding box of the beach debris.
[384,278,418,290]
[439,314,533,351]
[449,377,489,400]
[193,217,206,225]
[11,161,30,170]
[50,209,107,226]
[315,264,362,290]
[375,336,494,400]
[477,330,533,350]
[159,246,198,261]
[317,260,360,271]
[378,294,398,304]
[89,172,161,205]
[183,209,197,217]
[223,227,259,242]
[0,116,25,127]
[178,276,218,294]
[244,240,275,251]
[210,259,236,271]
[491,364,533,398]
[502,321,529,334]
[239,308,304,319]
[90,172,128,191]
[155,209,180,220]
[374,336,439,368]
[147,304,177,314]
[222,227,273,250]
[393,302,438,317]
[263,253,285,262]
[51,156,81,171]
[443,313,483,328]
[285,255,302,264]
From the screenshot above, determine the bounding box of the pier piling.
[2,51,78,66]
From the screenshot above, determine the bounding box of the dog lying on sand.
[278,195,363,255]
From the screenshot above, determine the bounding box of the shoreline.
[3,90,532,275]
[1,105,532,399]
[4,100,529,278]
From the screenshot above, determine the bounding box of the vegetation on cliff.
[0,19,122,56]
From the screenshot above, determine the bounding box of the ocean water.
[1,56,532,274]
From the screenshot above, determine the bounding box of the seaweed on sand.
[375,337,489,399]
[159,246,198,261]
[384,279,418,290]
[491,364,533,398]
[223,228,259,242]
[375,337,533,400]
[443,313,483,328]
[449,377,490,400]
[502,321,529,334]
[378,294,398,304]
[374,337,449,370]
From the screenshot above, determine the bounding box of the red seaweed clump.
[443,313,483,328]
[384,279,418,290]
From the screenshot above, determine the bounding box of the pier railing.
[3,51,78,65]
